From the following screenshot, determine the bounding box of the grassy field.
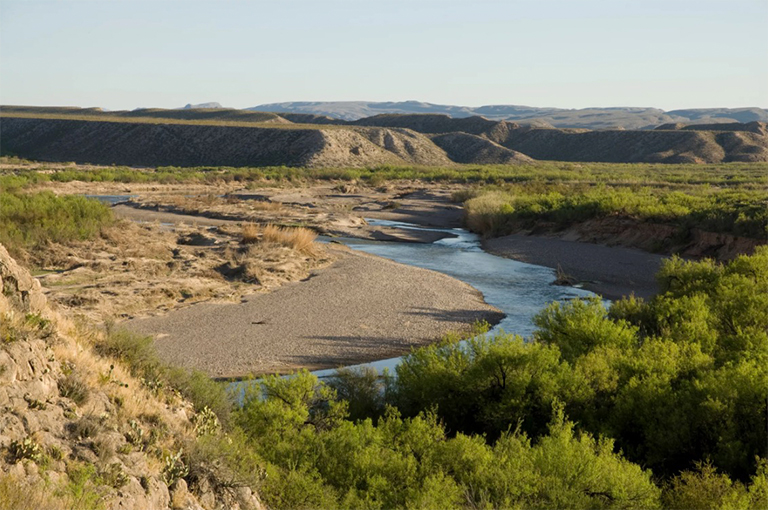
[463,185,768,239]
[2,157,767,188]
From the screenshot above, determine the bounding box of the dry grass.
[249,200,283,211]
[464,191,514,235]
[240,223,318,256]
[0,473,61,510]
[241,223,260,244]
[262,224,318,255]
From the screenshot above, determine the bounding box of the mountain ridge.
[248,101,768,130]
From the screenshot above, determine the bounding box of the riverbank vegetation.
[0,191,113,259]
[84,248,768,508]
[2,157,767,190]
[4,158,766,244]
[3,158,767,507]
[463,185,768,239]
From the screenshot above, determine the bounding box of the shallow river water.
[311,219,595,377]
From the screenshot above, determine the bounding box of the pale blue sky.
[1,0,766,110]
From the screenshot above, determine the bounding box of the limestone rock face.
[0,244,49,317]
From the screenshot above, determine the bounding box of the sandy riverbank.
[127,245,504,379]
[483,234,668,300]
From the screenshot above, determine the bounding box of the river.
[311,218,596,377]
[87,195,598,378]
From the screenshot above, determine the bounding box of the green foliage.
[326,366,388,422]
[662,461,768,510]
[534,297,638,362]
[235,372,660,509]
[57,462,106,510]
[187,428,266,490]
[0,191,113,254]
[91,249,766,508]
[393,331,565,441]
[463,184,768,239]
[7,437,43,464]
[95,328,162,380]
[389,249,768,483]
[165,368,233,426]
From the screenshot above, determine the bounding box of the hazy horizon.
[5,100,768,113]
[1,0,767,111]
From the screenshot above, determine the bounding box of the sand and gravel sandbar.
[127,246,503,378]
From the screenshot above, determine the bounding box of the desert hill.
[353,113,501,135]
[656,121,768,135]
[346,113,768,164]
[2,106,767,166]
[430,132,534,164]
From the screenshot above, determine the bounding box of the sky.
[1,0,766,111]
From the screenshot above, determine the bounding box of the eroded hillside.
[2,106,767,166]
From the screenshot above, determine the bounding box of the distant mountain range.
[182,102,224,110]
[3,105,767,167]
[245,101,768,130]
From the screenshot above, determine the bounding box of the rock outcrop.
[0,244,264,509]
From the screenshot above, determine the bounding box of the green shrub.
[326,366,388,422]
[463,185,768,240]
[95,329,161,380]
[59,462,105,510]
[145,246,768,507]
[0,191,113,254]
[7,437,43,463]
[165,368,232,427]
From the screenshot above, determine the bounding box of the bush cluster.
[464,186,768,239]
[218,247,767,508]
[0,191,113,254]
